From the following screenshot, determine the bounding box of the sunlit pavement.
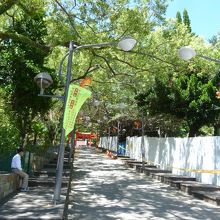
[69,147,220,220]
[1,148,220,220]
[0,186,66,219]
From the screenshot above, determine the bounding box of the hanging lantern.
[216,91,220,99]
[134,120,141,129]
[112,127,117,132]
[80,77,92,87]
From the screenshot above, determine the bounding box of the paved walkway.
[69,147,220,220]
[0,186,66,219]
[1,147,220,219]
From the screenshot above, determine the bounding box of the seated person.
[11,147,29,192]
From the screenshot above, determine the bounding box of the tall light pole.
[35,37,137,203]
[116,103,126,155]
[215,82,220,136]
[140,110,145,171]
[178,45,220,136]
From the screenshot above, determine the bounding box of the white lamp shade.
[34,72,53,94]
[178,46,196,61]
[93,100,100,106]
[34,72,53,89]
[118,36,137,51]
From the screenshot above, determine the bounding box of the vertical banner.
[63,84,92,136]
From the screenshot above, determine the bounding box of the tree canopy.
[0,0,220,154]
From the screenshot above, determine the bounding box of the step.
[151,173,196,189]
[49,160,70,165]
[191,190,220,206]
[97,147,105,150]
[52,157,70,162]
[125,161,149,168]
[117,155,130,158]
[96,148,104,153]
[53,155,69,159]
[125,161,145,165]
[33,170,70,177]
[125,161,144,164]
[169,180,197,189]
[180,181,220,194]
[43,164,70,169]
[135,165,158,173]
[47,161,70,166]
[37,168,71,173]
[120,158,136,162]
[29,177,69,187]
[142,168,171,175]
[99,148,107,153]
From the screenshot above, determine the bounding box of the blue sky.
[166,0,220,40]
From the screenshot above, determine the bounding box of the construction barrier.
[99,136,220,186]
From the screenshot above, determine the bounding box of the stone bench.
[0,173,20,202]
[142,168,171,175]
[125,161,149,168]
[151,173,197,185]
[191,190,220,206]
[120,158,136,162]
[180,181,220,194]
[134,164,158,172]
[117,155,130,158]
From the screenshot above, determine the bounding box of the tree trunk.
[19,116,27,147]
[188,124,200,137]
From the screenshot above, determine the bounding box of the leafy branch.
[0,0,19,16]
[0,31,50,53]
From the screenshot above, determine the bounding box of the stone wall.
[0,147,58,202]
[0,173,19,201]
[31,152,57,172]
[23,146,58,173]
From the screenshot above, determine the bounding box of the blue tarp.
[117,141,126,155]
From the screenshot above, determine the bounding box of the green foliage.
[136,72,219,137]
[1,0,219,141]
[176,11,182,23]
[25,144,51,155]
[183,9,191,33]
[208,35,218,46]
[0,8,55,150]
[0,89,19,155]
[199,125,214,136]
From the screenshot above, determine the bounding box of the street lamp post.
[116,103,126,155]
[178,45,220,136]
[140,110,145,171]
[214,82,220,135]
[116,120,120,155]
[35,37,137,203]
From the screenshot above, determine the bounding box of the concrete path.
[0,186,66,219]
[69,147,220,220]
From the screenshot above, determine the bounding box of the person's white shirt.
[11,153,22,171]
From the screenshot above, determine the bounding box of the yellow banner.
[63,84,91,136]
